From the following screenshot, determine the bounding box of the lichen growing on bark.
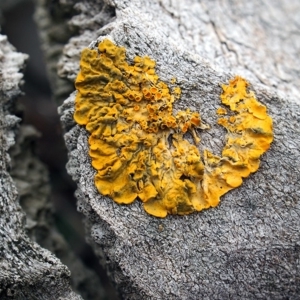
[74,39,273,217]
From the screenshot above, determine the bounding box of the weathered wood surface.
[8,122,107,300]
[48,0,300,298]
[0,32,109,299]
[0,33,82,299]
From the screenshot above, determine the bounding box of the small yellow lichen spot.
[74,40,273,218]
[217,107,227,115]
[170,77,177,84]
[173,86,181,99]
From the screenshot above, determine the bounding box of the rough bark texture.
[42,0,300,299]
[33,0,78,104]
[0,33,84,299]
[8,124,107,300]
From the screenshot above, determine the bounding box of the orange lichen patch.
[74,39,273,218]
[203,76,273,205]
[173,86,181,99]
[74,39,203,217]
[217,107,227,115]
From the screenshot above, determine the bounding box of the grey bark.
[0,33,83,299]
[8,124,108,300]
[38,0,300,299]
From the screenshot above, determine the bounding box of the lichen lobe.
[74,39,273,218]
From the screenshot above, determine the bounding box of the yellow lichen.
[170,77,177,84]
[217,107,227,115]
[203,76,273,206]
[74,39,273,218]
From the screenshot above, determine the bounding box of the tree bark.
[56,0,300,298]
[3,0,300,299]
[0,33,84,299]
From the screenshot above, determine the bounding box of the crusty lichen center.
[74,39,273,218]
